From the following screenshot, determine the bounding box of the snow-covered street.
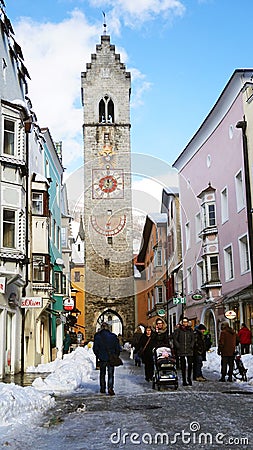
[1,346,253,449]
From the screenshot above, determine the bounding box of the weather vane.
[102,11,107,35]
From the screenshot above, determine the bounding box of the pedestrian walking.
[93,322,121,395]
[238,323,252,355]
[153,317,169,347]
[173,317,195,386]
[218,322,237,382]
[136,326,156,382]
[131,326,143,367]
[193,324,207,382]
[63,329,71,356]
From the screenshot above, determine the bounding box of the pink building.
[173,69,253,345]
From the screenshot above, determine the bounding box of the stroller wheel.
[157,384,161,391]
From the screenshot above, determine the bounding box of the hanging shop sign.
[157,309,166,317]
[173,297,186,305]
[225,310,236,320]
[63,297,74,311]
[21,297,42,308]
[191,292,203,301]
[0,277,6,294]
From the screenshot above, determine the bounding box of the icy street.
[1,347,253,450]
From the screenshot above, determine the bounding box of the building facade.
[135,213,168,327]
[0,4,32,378]
[82,33,135,341]
[173,69,253,345]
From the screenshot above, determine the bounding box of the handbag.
[108,354,123,367]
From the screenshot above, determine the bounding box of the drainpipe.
[236,118,253,290]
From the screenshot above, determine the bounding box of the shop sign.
[173,297,186,305]
[158,309,166,317]
[225,310,236,320]
[191,293,203,301]
[0,277,6,294]
[21,297,42,308]
[63,297,74,311]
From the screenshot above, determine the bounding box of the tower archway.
[96,309,123,335]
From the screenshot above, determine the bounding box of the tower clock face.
[92,168,124,199]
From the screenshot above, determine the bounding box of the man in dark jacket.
[218,322,237,382]
[93,322,121,395]
[173,317,195,386]
[193,324,207,382]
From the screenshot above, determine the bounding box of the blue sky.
[5,0,253,180]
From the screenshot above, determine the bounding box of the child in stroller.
[152,346,178,390]
[233,351,248,381]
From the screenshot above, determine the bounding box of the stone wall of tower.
[82,34,135,341]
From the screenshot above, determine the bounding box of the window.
[3,118,15,155]
[57,226,61,249]
[186,267,193,293]
[224,245,234,281]
[32,255,49,282]
[3,209,15,248]
[195,213,201,242]
[154,248,162,266]
[221,187,228,223]
[156,286,163,303]
[74,271,80,282]
[54,272,62,293]
[209,255,219,281]
[61,227,67,247]
[32,192,43,215]
[185,222,190,249]
[62,275,67,295]
[239,235,250,274]
[197,261,205,289]
[99,96,114,123]
[203,203,216,228]
[235,170,245,211]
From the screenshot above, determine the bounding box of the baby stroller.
[152,347,178,390]
[233,351,248,382]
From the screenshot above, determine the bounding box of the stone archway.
[96,309,123,336]
[201,307,217,346]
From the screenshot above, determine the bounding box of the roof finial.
[102,11,107,35]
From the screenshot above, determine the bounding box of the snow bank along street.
[0,345,253,449]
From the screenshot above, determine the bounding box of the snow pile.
[204,348,253,384]
[0,382,54,426]
[32,346,96,393]
[0,346,96,426]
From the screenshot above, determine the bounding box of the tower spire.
[102,11,107,35]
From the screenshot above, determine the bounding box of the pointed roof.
[78,215,85,241]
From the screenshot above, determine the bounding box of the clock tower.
[81,33,135,341]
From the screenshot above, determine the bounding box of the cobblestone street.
[2,352,253,450]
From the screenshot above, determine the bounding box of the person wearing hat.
[218,322,237,382]
[193,324,207,382]
[93,322,121,395]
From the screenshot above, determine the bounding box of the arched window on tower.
[99,96,114,123]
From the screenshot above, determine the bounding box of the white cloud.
[11,1,185,173]
[89,0,185,26]
[13,10,99,170]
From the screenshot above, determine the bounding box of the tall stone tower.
[81,32,135,341]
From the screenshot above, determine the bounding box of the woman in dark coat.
[136,326,156,382]
[173,317,195,386]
